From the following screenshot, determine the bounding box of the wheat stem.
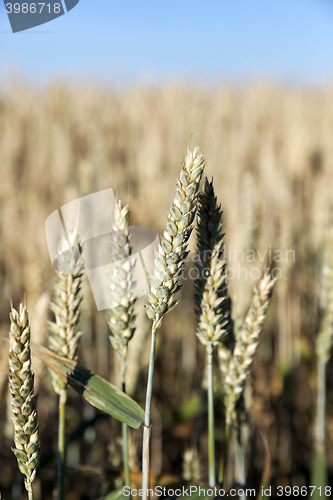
[57,400,66,500]
[313,236,333,490]
[312,357,327,492]
[316,358,326,447]
[142,327,157,500]
[235,426,246,499]
[121,372,131,488]
[218,423,230,486]
[207,342,216,487]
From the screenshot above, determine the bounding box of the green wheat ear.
[194,176,231,487]
[194,176,231,347]
[144,147,206,328]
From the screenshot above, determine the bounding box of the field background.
[0,82,333,498]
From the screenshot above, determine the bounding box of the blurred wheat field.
[0,82,333,498]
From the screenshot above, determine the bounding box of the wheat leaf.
[32,344,145,429]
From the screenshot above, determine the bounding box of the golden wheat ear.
[8,302,40,498]
[47,230,84,404]
[107,199,136,382]
[224,271,276,427]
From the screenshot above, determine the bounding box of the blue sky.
[0,0,333,85]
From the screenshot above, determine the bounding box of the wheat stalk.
[313,235,333,490]
[224,272,276,427]
[48,228,83,500]
[142,147,205,499]
[107,199,136,487]
[194,176,231,487]
[8,301,40,500]
[218,328,235,394]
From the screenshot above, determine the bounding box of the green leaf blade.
[32,344,145,429]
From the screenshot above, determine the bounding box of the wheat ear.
[48,228,83,500]
[142,147,205,499]
[316,240,333,362]
[9,301,40,499]
[108,199,136,487]
[48,231,83,400]
[224,272,276,427]
[194,177,231,486]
